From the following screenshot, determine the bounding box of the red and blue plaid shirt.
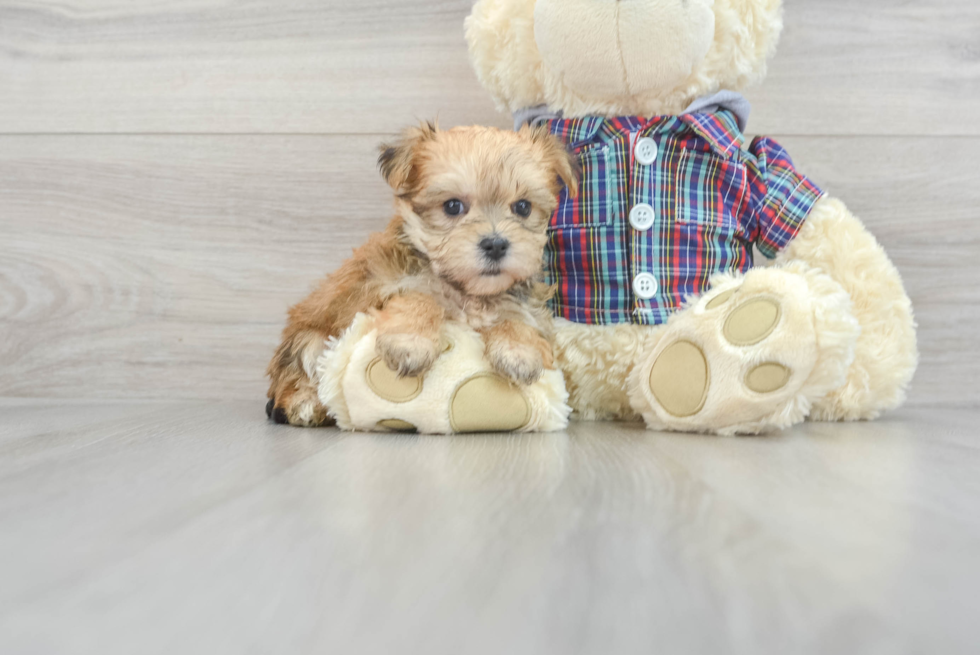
[542,110,824,325]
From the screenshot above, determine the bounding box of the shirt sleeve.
[747,136,825,259]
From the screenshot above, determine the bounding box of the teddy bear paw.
[630,264,860,435]
[317,314,571,434]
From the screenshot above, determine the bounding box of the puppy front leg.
[375,293,445,377]
[481,320,555,385]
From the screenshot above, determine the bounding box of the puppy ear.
[378,121,439,194]
[524,124,580,197]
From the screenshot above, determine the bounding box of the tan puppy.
[266,123,577,427]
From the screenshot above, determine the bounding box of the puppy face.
[379,123,577,297]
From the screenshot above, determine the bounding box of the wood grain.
[746,0,980,136]
[1,134,976,405]
[0,135,392,401]
[1,0,978,135]
[0,401,978,654]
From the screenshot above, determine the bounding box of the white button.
[633,273,659,300]
[629,203,655,231]
[635,137,658,165]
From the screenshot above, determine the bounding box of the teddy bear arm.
[776,195,919,420]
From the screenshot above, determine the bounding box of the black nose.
[479,236,510,262]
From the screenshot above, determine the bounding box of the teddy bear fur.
[465,0,918,431]
[467,0,783,120]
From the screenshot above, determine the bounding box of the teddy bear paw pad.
[365,357,423,403]
[376,419,419,433]
[704,288,737,310]
[648,340,709,418]
[450,373,530,433]
[745,362,791,394]
[723,297,781,346]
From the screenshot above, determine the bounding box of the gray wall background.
[1,0,977,406]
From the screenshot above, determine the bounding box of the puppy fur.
[266,122,578,426]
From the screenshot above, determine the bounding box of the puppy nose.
[479,236,510,262]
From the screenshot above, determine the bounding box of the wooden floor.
[1,400,978,655]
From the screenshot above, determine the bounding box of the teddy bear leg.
[776,197,919,421]
[552,321,660,421]
[628,263,860,435]
[316,314,571,434]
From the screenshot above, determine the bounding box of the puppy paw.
[376,332,440,378]
[488,343,544,386]
[268,387,332,427]
[266,398,291,425]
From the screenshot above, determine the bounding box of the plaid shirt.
[542,110,824,325]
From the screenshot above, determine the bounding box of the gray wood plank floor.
[0,400,978,655]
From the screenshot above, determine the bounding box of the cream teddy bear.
[462,0,918,434]
[317,0,916,435]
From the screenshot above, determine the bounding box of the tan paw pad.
[745,363,791,394]
[376,419,418,433]
[450,374,530,433]
[723,298,781,346]
[705,288,736,310]
[649,340,709,418]
[365,357,423,403]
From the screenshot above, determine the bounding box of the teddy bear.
[316,0,917,435]
[460,0,918,435]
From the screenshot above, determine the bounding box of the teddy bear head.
[466,0,784,119]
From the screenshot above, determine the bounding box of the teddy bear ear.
[465,0,545,112]
[378,121,439,194]
[523,124,580,197]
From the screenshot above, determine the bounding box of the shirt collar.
[514,91,749,159]
[540,111,743,158]
[679,112,744,157]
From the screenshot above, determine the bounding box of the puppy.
[266,122,578,426]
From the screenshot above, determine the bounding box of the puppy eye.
[443,199,466,217]
[512,200,532,218]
